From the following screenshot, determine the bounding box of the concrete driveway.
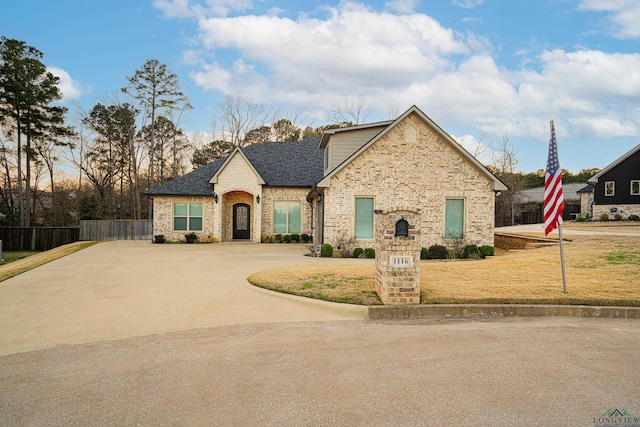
[1,241,639,426]
[0,241,366,356]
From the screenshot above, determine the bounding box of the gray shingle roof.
[147,137,323,196]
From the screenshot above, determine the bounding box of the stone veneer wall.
[592,203,640,219]
[579,192,593,218]
[260,187,313,240]
[214,151,264,242]
[152,195,216,242]
[322,112,496,249]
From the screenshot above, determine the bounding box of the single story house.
[515,183,586,223]
[576,184,595,219]
[587,144,640,219]
[148,106,507,248]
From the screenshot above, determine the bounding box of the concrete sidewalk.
[0,241,366,356]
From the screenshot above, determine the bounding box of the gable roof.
[317,105,508,191]
[588,144,640,184]
[209,147,265,185]
[147,137,324,196]
[318,120,394,149]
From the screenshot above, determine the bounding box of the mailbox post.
[374,207,421,304]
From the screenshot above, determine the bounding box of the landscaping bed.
[248,233,640,306]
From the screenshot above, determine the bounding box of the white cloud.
[579,0,640,38]
[157,1,640,140]
[451,0,485,9]
[385,0,420,14]
[452,134,494,164]
[194,2,467,107]
[47,66,89,102]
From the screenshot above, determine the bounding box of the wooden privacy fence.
[79,220,153,241]
[0,227,80,251]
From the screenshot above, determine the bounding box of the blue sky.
[2,0,639,173]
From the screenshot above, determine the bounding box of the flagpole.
[558,223,567,294]
[549,120,568,294]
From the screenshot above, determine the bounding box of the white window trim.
[605,181,615,196]
[173,202,203,232]
[631,180,640,195]
[354,196,375,241]
[273,201,302,234]
[444,197,466,240]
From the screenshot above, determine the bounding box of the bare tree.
[217,95,274,147]
[490,133,524,226]
[387,102,400,120]
[330,95,373,125]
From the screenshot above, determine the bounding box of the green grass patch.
[0,250,42,265]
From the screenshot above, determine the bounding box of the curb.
[368,304,640,319]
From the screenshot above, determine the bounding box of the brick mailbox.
[374,207,421,304]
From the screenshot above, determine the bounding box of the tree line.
[1,38,601,228]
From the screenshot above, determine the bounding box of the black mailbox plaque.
[395,217,409,237]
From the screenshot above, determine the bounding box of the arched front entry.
[232,203,250,240]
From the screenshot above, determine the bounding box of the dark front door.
[233,203,250,240]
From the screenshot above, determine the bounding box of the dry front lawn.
[248,233,640,306]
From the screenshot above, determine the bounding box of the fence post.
[0,240,3,262]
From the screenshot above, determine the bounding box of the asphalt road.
[1,241,638,426]
[1,317,638,426]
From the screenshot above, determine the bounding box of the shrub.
[479,245,494,258]
[428,245,448,259]
[320,243,333,257]
[262,235,273,243]
[283,234,291,243]
[290,233,300,243]
[364,248,375,259]
[421,247,429,260]
[463,244,479,259]
[629,214,640,222]
[300,233,310,243]
[274,234,283,243]
[154,235,165,244]
[353,247,364,258]
[334,231,356,257]
[575,216,585,222]
[614,213,623,221]
[185,232,198,244]
[599,213,609,221]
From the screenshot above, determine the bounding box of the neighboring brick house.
[587,144,640,219]
[148,105,507,247]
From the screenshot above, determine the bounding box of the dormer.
[319,121,393,175]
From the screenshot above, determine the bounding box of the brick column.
[374,207,421,304]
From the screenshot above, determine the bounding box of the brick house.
[148,106,507,247]
[587,144,640,219]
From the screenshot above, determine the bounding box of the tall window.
[174,203,203,231]
[445,199,464,240]
[631,180,639,195]
[605,181,615,196]
[355,197,374,239]
[274,201,301,234]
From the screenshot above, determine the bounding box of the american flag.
[544,121,564,235]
